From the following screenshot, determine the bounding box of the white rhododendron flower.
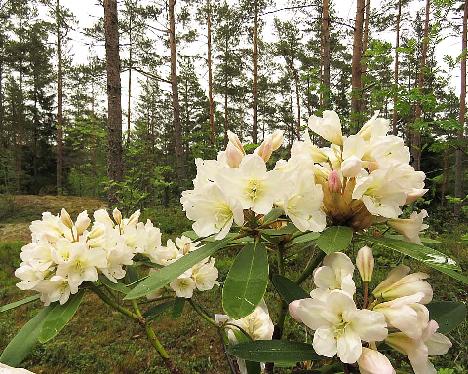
[170,272,197,298]
[0,363,35,373]
[386,320,451,374]
[357,347,395,374]
[387,210,429,244]
[217,300,274,374]
[289,290,388,363]
[16,208,164,305]
[310,252,356,299]
[308,110,343,145]
[373,265,433,304]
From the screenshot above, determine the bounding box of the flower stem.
[363,281,369,309]
[189,299,218,327]
[91,284,140,321]
[295,250,325,284]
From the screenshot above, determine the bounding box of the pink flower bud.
[289,300,302,322]
[356,246,374,282]
[255,137,273,162]
[328,170,342,193]
[227,130,245,155]
[225,142,243,168]
[358,348,395,374]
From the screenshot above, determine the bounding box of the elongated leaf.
[387,234,441,244]
[365,236,467,284]
[261,224,298,236]
[262,207,284,224]
[427,301,467,334]
[0,307,52,366]
[172,298,185,318]
[143,300,175,321]
[100,276,130,294]
[181,230,199,240]
[228,340,321,363]
[39,291,85,343]
[0,295,40,313]
[222,242,269,319]
[271,275,308,304]
[291,232,320,245]
[316,226,353,254]
[125,238,231,300]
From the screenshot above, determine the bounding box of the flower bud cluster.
[289,248,451,374]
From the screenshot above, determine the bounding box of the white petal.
[313,328,337,357]
[336,328,362,363]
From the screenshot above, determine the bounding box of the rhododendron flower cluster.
[289,248,451,374]
[181,110,429,243]
[15,210,218,305]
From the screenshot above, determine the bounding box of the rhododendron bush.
[1,111,466,374]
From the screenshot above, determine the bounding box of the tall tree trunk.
[127,3,133,145]
[392,0,402,135]
[223,35,228,146]
[168,0,185,181]
[252,0,259,143]
[103,0,124,203]
[455,0,467,216]
[207,0,215,145]
[321,0,331,110]
[361,0,371,112]
[351,0,365,125]
[412,0,430,171]
[56,0,63,195]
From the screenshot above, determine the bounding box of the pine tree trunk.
[361,0,371,112]
[252,0,259,143]
[127,6,133,145]
[351,0,365,124]
[207,0,216,145]
[168,0,185,181]
[392,0,402,135]
[455,0,467,216]
[103,0,124,203]
[56,0,63,195]
[412,0,430,171]
[223,35,228,146]
[321,0,331,110]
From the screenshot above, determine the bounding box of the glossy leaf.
[365,236,467,284]
[143,300,176,321]
[261,224,298,237]
[0,307,52,365]
[222,242,269,319]
[172,298,185,318]
[291,232,320,245]
[262,207,284,224]
[125,238,231,300]
[271,275,308,304]
[39,291,85,343]
[100,276,130,294]
[427,301,466,334]
[0,295,40,313]
[316,226,353,254]
[228,340,321,363]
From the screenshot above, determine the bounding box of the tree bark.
[252,0,259,143]
[321,0,331,110]
[412,0,430,171]
[103,0,124,203]
[56,0,63,195]
[223,34,228,146]
[207,0,216,145]
[361,0,371,112]
[392,0,402,135]
[127,1,133,145]
[455,0,467,216]
[351,0,365,124]
[168,0,185,180]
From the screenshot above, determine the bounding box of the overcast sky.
[50,0,463,130]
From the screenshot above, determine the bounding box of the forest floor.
[0,195,466,374]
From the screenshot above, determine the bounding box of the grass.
[0,195,466,373]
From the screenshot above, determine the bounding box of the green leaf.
[261,224,298,236]
[125,238,231,300]
[39,291,85,343]
[387,234,441,244]
[0,295,40,313]
[427,301,467,334]
[364,236,467,284]
[0,307,52,366]
[172,298,185,318]
[291,232,320,245]
[181,230,199,240]
[262,207,284,224]
[271,275,308,304]
[143,300,176,321]
[222,242,269,319]
[100,276,130,294]
[228,340,321,363]
[316,226,353,254]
